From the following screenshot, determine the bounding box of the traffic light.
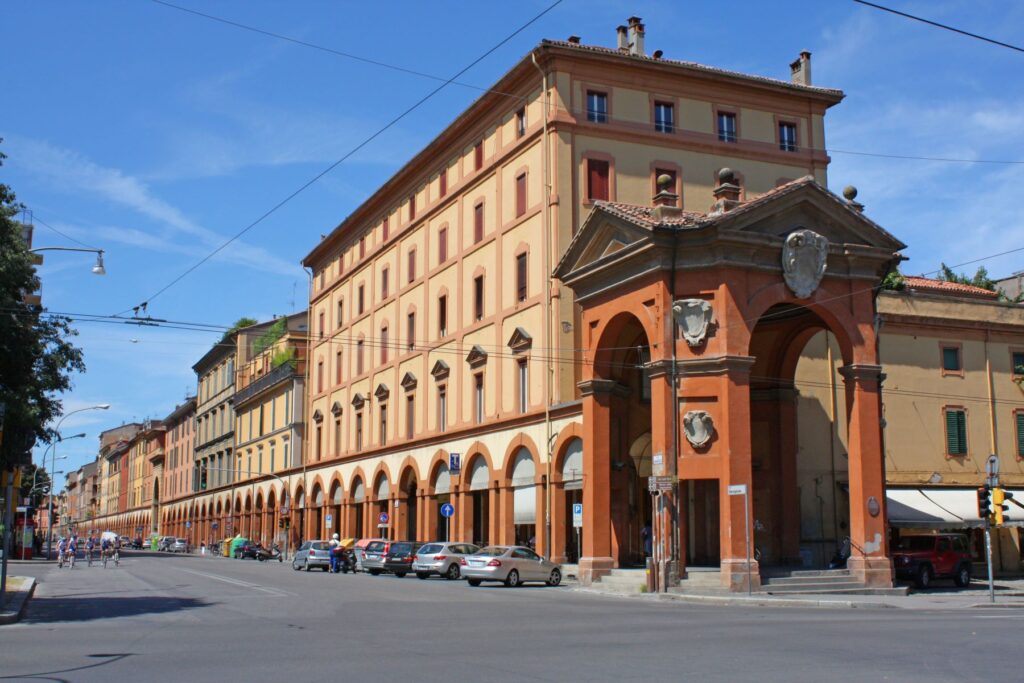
[977,485,991,520]
[993,487,1014,526]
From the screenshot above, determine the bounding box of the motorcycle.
[336,547,357,574]
[255,543,283,562]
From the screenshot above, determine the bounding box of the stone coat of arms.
[782,228,829,299]
[672,299,713,347]
[683,411,715,449]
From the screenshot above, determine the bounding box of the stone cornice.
[676,355,756,377]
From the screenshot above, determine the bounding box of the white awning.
[514,485,536,525]
[887,487,1024,529]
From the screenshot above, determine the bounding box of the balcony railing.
[234,362,297,406]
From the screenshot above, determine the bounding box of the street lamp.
[29,247,107,275]
[46,404,110,558]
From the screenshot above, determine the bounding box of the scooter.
[255,543,283,562]
[336,548,357,574]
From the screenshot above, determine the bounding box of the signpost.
[727,484,752,596]
[440,502,454,541]
[449,453,461,474]
[326,513,333,529]
[985,455,999,603]
[572,503,583,565]
[378,511,389,528]
[647,476,673,493]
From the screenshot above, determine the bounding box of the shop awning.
[887,487,1024,529]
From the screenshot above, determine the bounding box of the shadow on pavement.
[22,595,210,624]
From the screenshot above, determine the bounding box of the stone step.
[763,575,860,587]
[762,568,851,579]
[763,585,911,596]
[680,572,722,587]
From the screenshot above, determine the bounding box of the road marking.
[179,568,292,597]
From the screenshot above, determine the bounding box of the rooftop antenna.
[290,280,297,311]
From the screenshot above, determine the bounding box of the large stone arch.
[499,433,542,486]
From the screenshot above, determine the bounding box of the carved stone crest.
[782,228,829,299]
[683,411,715,449]
[672,299,713,347]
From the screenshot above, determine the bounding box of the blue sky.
[5,1,1022,476]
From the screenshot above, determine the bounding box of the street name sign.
[728,484,748,496]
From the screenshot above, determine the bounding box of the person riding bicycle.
[66,535,78,567]
[86,535,96,564]
[57,536,68,566]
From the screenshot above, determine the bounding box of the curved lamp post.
[29,247,106,275]
[46,404,110,558]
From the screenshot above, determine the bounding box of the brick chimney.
[790,50,812,86]
[710,168,743,215]
[616,25,628,51]
[627,16,645,56]
[652,173,681,221]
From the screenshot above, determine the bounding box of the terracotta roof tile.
[903,276,999,299]
[596,201,704,227]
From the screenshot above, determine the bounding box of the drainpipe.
[302,265,314,548]
[531,50,554,560]
[669,226,680,587]
[985,330,997,455]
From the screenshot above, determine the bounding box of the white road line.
[179,568,292,596]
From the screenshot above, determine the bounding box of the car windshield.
[475,546,508,557]
[176,538,186,543]
[390,543,413,554]
[418,544,442,554]
[311,542,329,551]
[895,537,935,551]
[366,541,386,552]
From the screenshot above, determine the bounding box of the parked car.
[892,533,972,589]
[131,536,144,550]
[413,542,480,580]
[168,538,189,553]
[361,540,391,575]
[292,540,331,572]
[157,536,173,551]
[236,541,261,560]
[461,546,562,587]
[383,541,425,577]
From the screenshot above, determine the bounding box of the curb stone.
[0,577,37,625]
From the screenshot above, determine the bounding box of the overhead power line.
[853,0,1024,53]
[121,0,563,316]
[30,213,101,250]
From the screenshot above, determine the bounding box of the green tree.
[221,316,258,341]
[938,263,996,291]
[19,462,51,507]
[0,142,86,469]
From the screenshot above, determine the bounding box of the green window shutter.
[1017,412,1024,458]
[945,409,966,455]
[942,347,960,372]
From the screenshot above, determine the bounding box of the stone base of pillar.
[847,555,893,588]
[720,558,761,592]
[578,556,614,586]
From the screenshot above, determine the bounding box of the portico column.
[840,364,893,587]
[578,379,620,585]
[648,363,681,584]
[500,484,514,545]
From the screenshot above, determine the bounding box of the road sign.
[440,503,454,518]
[378,511,390,525]
[647,476,674,493]
[728,484,748,496]
[135,526,143,532]
[449,452,461,473]
[652,451,664,476]
[572,503,583,528]
[211,521,219,529]
[326,513,333,528]
[185,521,192,529]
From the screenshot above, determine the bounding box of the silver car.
[168,538,189,553]
[461,546,562,587]
[361,539,390,575]
[292,540,332,572]
[412,542,479,580]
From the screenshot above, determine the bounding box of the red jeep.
[892,534,972,589]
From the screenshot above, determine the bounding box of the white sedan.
[460,546,562,587]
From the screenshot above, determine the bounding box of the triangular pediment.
[507,326,533,352]
[466,344,488,368]
[555,211,654,281]
[312,409,324,423]
[374,383,390,401]
[351,393,367,409]
[400,372,417,391]
[430,359,450,380]
[330,401,343,416]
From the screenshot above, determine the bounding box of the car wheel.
[292,560,300,571]
[467,579,482,587]
[915,564,932,589]
[395,572,407,578]
[547,568,562,587]
[304,560,311,572]
[369,569,381,576]
[445,564,460,581]
[954,564,971,588]
[416,572,429,580]
[505,569,521,587]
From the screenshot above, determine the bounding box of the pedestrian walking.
[329,533,341,573]
[641,524,652,557]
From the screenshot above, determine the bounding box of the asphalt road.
[2,551,1020,682]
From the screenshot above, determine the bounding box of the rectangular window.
[408,248,416,282]
[438,227,448,263]
[474,373,484,424]
[382,216,390,241]
[942,346,962,374]
[406,395,415,440]
[438,386,447,432]
[409,194,416,221]
[518,360,528,413]
[1016,411,1024,459]
[318,311,325,338]
[439,168,447,197]
[516,107,526,137]
[515,173,527,218]
[587,159,610,201]
[1013,352,1024,377]
[355,413,363,451]
[945,408,968,456]
[337,300,343,329]
[359,236,366,259]
[317,360,324,393]
[379,405,388,447]
[474,142,483,171]
[779,122,797,152]
[407,312,415,350]
[357,340,364,375]
[380,327,389,364]
[335,350,343,384]
[718,111,737,143]
[586,90,608,123]
[381,267,389,299]
[334,417,342,455]
[438,295,447,337]
[315,425,322,460]
[474,275,484,321]
[516,253,528,302]
[473,203,484,243]
[270,443,275,472]
[654,101,674,133]
[358,285,365,315]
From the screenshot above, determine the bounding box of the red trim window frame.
[381,266,390,299]
[586,158,610,202]
[943,405,969,458]
[473,201,485,244]
[474,141,483,171]
[438,226,448,264]
[439,167,448,197]
[407,248,417,283]
[515,172,527,218]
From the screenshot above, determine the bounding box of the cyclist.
[66,535,78,569]
[100,536,111,567]
[112,535,121,566]
[57,536,68,568]
[86,534,97,567]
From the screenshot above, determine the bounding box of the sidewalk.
[0,577,37,625]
